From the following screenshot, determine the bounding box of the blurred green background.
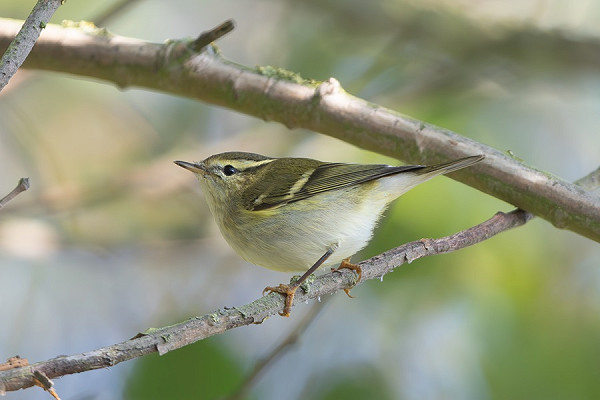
[1,0,599,399]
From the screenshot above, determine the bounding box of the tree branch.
[0,207,532,393]
[0,1,63,91]
[0,19,597,241]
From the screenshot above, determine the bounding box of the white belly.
[216,184,393,273]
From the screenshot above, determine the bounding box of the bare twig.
[0,207,532,393]
[0,178,30,209]
[190,19,235,52]
[0,19,597,240]
[226,300,328,400]
[0,1,63,91]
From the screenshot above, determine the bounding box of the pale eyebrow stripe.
[234,158,275,170]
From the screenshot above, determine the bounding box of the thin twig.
[575,166,600,191]
[0,0,63,91]
[0,178,30,209]
[226,299,328,400]
[0,206,533,393]
[93,0,144,26]
[190,19,235,51]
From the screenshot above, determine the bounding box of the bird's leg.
[331,257,362,298]
[263,247,334,317]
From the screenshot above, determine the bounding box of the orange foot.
[331,257,362,298]
[263,284,297,317]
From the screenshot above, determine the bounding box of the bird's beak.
[174,160,206,174]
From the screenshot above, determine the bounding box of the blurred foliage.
[1,1,599,400]
[301,362,395,400]
[124,337,246,400]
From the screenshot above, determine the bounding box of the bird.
[175,151,484,316]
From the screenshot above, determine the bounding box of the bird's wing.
[247,161,423,211]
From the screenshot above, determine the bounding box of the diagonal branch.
[0,19,597,240]
[0,1,63,91]
[0,206,532,393]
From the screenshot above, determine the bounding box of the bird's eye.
[223,165,238,176]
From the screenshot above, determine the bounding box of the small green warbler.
[175,152,484,316]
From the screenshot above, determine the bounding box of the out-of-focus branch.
[226,300,328,400]
[0,1,63,91]
[301,1,600,98]
[93,0,144,26]
[0,206,533,393]
[0,19,598,241]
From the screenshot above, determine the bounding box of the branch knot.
[316,77,341,98]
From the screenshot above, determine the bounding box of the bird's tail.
[416,155,485,178]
